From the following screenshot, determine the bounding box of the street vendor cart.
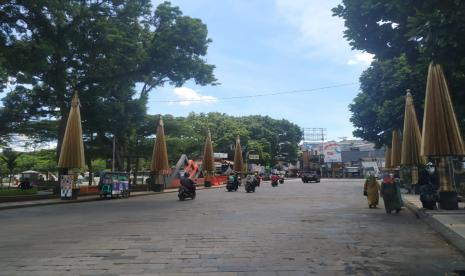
[98,172,130,199]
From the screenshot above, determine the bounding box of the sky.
[148,0,373,141]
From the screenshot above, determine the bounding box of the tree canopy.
[0,1,217,170]
[333,0,465,146]
[0,113,302,176]
[138,113,302,167]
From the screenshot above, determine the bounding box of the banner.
[214,152,228,159]
[249,154,259,160]
[323,142,342,163]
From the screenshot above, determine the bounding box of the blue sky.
[148,0,373,141]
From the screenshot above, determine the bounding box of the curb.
[0,184,225,211]
[404,200,465,257]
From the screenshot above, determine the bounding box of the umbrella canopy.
[151,116,170,174]
[384,146,392,169]
[390,129,402,168]
[58,93,85,169]
[421,62,465,156]
[233,136,244,172]
[202,130,215,173]
[401,90,423,165]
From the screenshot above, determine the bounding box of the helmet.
[426,162,435,174]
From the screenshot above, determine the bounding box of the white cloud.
[275,0,345,55]
[173,87,217,106]
[275,0,372,66]
[347,52,374,66]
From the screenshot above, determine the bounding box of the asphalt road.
[1,178,465,275]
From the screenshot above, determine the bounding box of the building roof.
[341,149,385,163]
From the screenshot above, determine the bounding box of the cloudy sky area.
[149,0,373,140]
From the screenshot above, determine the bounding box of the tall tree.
[333,0,465,145]
[137,113,302,167]
[0,1,216,169]
[0,148,22,187]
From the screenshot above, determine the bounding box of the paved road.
[1,179,465,275]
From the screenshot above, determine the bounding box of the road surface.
[1,178,464,275]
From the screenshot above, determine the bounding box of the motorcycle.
[226,180,238,192]
[245,181,256,193]
[178,186,196,201]
[271,180,278,187]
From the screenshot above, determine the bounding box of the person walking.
[380,173,403,214]
[363,174,380,208]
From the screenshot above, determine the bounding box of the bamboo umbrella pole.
[57,92,86,198]
[421,62,465,209]
[203,130,215,187]
[390,129,402,168]
[384,145,392,170]
[233,136,244,173]
[401,90,424,188]
[151,116,170,191]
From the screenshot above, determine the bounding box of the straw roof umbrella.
[401,90,423,166]
[203,130,215,173]
[233,136,244,172]
[384,146,392,169]
[58,92,85,170]
[421,63,465,157]
[421,62,465,198]
[151,117,170,174]
[390,129,402,168]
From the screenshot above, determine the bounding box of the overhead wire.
[148,82,358,103]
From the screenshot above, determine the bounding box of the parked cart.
[98,172,130,199]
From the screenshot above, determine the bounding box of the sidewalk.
[403,194,465,255]
[0,184,225,211]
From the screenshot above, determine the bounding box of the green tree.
[349,55,428,147]
[138,113,302,167]
[0,148,22,187]
[333,1,465,145]
[0,1,217,170]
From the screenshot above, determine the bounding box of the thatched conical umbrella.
[384,146,392,169]
[58,92,85,170]
[421,63,465,157]
[421,63,465,202]
[390,129,402,168]
[401,90,423,166]
[203,130,215,185]
[233,136,244,172]
[151,117,169,174]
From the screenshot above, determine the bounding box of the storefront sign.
[249,154,260,160]
[323,142,342,163]
[214,153,228,159]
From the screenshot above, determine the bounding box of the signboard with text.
[323,142,342,163]
[249,154,260,160]
[214,152,228,159]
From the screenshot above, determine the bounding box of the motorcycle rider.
[271,173,279,186]
[180,172,196,196]
[253,172,260,187]
[245,174,256,192]
[233,173,240,189]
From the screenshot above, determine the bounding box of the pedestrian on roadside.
[363,174,380,209]
[380,173,403,214]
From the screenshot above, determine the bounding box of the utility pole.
[112,136,116,172]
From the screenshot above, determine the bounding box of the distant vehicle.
[301,171,320,183]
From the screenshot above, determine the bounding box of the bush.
[0,187,38,196]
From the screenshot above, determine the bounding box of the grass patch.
[0,188,38,196]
